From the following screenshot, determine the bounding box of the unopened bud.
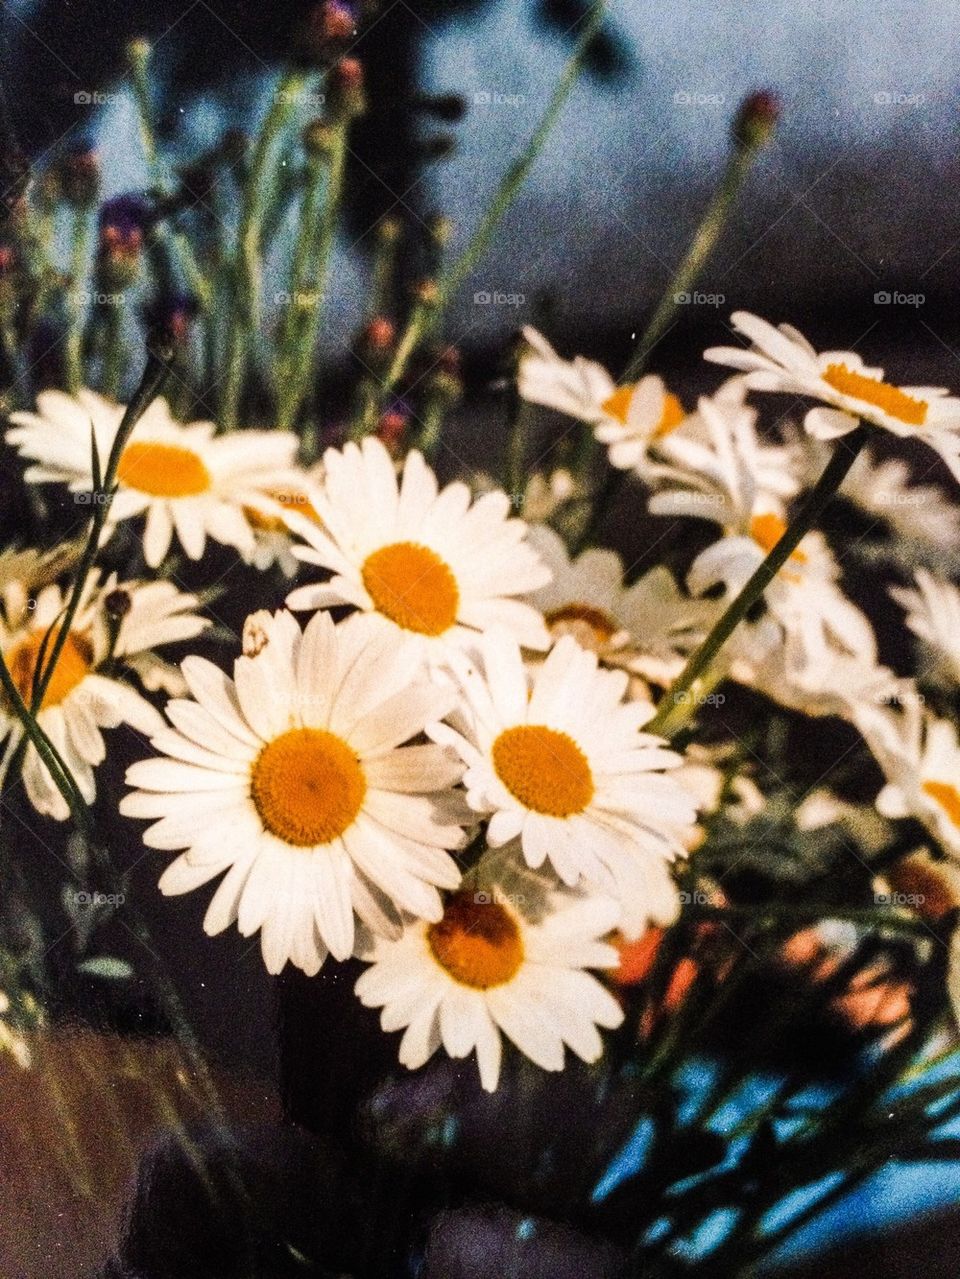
[327,57,366,120]
[104,588,132,619]
[299,2,359,65]
[732,90,780,151]
[125,38,152,72]
[358,315,396,360]
[377,401,410,449]
[377,216,402,246]
[58,144,101,209]
[412,279,441,307]
[302,119,338,159]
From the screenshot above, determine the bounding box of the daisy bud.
[302,119,338,159]
[357,315,396,363]
[732,90,780,151]
[104,588,132,619]
[428,215,453,249]
[299,1,358,63]
[57,144,101,210]
[327,57,367,120]
[145,292,199,348]
[377,400,410,449]
[125,37,152,73]
[412,278,441,308]
[98,195,152,290]
[377,216,402,247]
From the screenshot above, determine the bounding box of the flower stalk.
[646,425,870,737]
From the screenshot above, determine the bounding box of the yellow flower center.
[492,723,594,817]
[922,779,960,829]
[250,727,366,846]
[244,490,323,534]
[427,891,524,989]
[545,603,618,650]
[7,630,93,710]
[361,541,460,637]
[116,441,212,498]
[749,512,807,564]
[822,363,928,427]
[601,385,686,436]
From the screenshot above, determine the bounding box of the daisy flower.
[0,569,210,819]
[890,569,960,687]
[525,524,719,683]
[121,610,469,976]
[517,326,690,471]
[284,437,551,662]
[6,388,301,568]
[430,629,697,937]
[241,474,325,578]
[796,436,960,553]
[705,311,960,478]
[856,696,960,861]
[355,851,624,1092]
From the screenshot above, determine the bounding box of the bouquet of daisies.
[2,5,960,1275]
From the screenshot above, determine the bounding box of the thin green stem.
[646,427,871,737]
[64,207,92,393]
[575,144,769,552]
[277,123,348,430]
[31,346,174,714]
[358,0,608,433]
[221,72,308,427]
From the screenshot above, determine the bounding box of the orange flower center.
[492,724,594,817]
[601,385,685,436]
[822,363,928,427]
[7,630,92,710]
[545,603,618,650]
[116,441,212,498]
[251,728,366,846]
[922,779,960,830]
[427,891,524,989]
[244,490,323,534]
[361,541,460,637]
[749,512,807,563]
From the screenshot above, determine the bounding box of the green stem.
[505,397,533,512]
[0,652,90,832]
[31,346,174,715]
[276,122,348,431]
[358,0,609,434]
[575,143,769,553]
[64,207,92,393]
[221,72,308,428]
[646,427,871,738]
[100,298,125,399]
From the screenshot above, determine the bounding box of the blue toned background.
[3,1,960,1272]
